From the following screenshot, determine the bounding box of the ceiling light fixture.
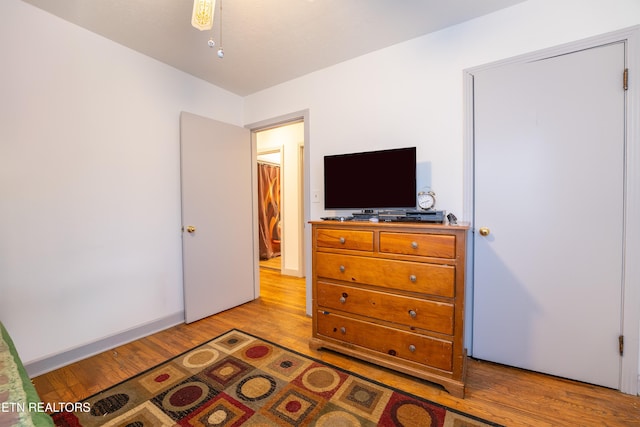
[191,0,224,59]
[191,0,215,31]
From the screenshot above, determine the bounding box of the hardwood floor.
[34,268,640,426]
[259,255,281,270]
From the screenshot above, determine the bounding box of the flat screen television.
[324,147,416,210]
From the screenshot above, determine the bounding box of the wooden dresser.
[309,220,469,397]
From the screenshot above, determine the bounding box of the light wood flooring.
[34,268,640,426]
[259,255,281,271]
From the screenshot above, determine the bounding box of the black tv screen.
[324,147,417,210]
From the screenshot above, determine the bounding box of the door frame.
[462,26,640,394]
[246,110,310,305]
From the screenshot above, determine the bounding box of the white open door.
[472,42,625,389]
[180,112,256,323]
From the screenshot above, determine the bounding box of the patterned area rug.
[52,329,501,426]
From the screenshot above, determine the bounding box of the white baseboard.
[282,268,304,278]
[24,311,185,378]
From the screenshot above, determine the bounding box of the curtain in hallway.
[257,162,281,259]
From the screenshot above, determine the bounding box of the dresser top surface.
[310,220,470,231]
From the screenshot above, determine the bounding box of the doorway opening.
[255,120,305,278]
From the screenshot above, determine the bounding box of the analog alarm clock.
[417,190,436,210]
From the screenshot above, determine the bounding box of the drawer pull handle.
[411,241,418,249]
[339,237,346,244]
[340,327,346,334]
[408,310,417,318]
[339,265,346,273]
[339,296,346,304]
[409,274,417,282]
[409,344,416,353]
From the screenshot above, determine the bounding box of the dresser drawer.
[380,232,455,259]
[317,282,454,335]
[316,311,453,372]
[316,252,455,298]
[316,228,374,251]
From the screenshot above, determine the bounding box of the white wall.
[257,123,305,276]
[0,0,243,368]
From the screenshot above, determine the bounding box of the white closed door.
[472,42,625,388]
[180,112,256,323]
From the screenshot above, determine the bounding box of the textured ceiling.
[22,0,525,96]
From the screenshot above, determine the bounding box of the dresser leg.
[309,338,324,351]
[444,383,465,398]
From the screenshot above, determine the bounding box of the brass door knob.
[186,225,196,233]
[479,227,490,236]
